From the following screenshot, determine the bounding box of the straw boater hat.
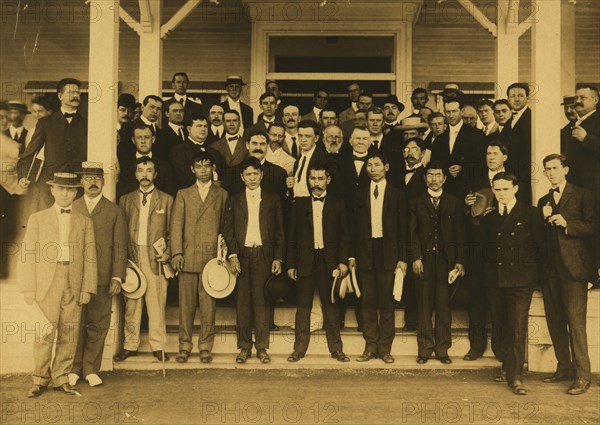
[442,83,463,99]
[225,76,246,86]
[397,117,428,131]
[7,100,30,114]
[122,260,148,299]
[202,235,237,299]
[46,172,82,187]
[79,161,104,176]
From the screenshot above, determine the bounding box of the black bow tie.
[406,168,419,174]
[353,156,367,162]
[312,196,325,202]
[64,112,76,118]
[228,135,239,141]
[60,208,71,214]
[550,187,560,194]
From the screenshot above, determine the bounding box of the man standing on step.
[224,157,285,364]
[19,172,97,397]
[287,163,351,363]
[114,157,173,363]
[170,151,229,364]
[538,154,595,395]
[409,161,465,365]
[70,162,128,387]
[349,152,408,364]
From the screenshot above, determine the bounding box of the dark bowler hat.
[561,95,576,106]
[264,273,294,303]
[118,93,136,109]
[225,75,247,86]
[79,161,105,176]
[46,172,82,187]
[381,95,405,113]
[7,100,30,114]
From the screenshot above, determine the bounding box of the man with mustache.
[115,157,173,363]
[382,95,405,136]
[323,125,344,154]
[410,88,429,117]
[70,162,127,387]
[18,78,88,210]
[265,123,295,176]
[224,157,285,364]
[206,104,225,145]
[282,105,301,159]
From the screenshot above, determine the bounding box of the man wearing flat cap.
[220,76,254,133]
[19,172,97,397]
[4,101,30,153]
[70,162,127,387]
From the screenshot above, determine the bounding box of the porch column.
[495,0,519,97]
[138,0,163,98]
[561,2,576,97]
[88,0,120,201]
[531,0,561,202]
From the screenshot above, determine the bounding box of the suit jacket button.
[498,262,502,265]
[497,232,501,236]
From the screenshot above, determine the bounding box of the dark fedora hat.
[118,93,136,109]
[264,273,294,303]
[381,94,405,113]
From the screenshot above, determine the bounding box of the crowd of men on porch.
[0,74,598,398]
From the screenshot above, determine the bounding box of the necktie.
[512,111,518,116]
[64,112,76,119]
[483,125,488,135]
[383,124,393,135]
[312,196,325,202]
[178,128,185,141]
[296,156,307,182]
[60,208,71,214]
[501,205,508,217]
[373,139,380,151]
[228,135,239,142]
[140,189,154,206]
[12,131,19,142]
[138,155,151,163]
[291,137,298,158]
[374,184,379,199]
[549,187,560,194]
[406,168,417,174]
[431,196,440,210]
[550,187,560,207]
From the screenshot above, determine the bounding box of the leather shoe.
[510,380,527,395]
[356,351,378,362]
[27,384,47,398]
[257,349,271,364]
[236,348,252,364]
[463,352,481,361]
[567,378,591,395]
[331,351,350,362]
[153,351,169,361]
[54,383,77,395]
[114,350,137,362]
[438,356,452,364]
[542,373,574,383]
[176,350,190,363]
[417,356,429,364]
[381,354,395,364]
[200,350,212,364]
[494,370,507,382]
[287,351,303,362]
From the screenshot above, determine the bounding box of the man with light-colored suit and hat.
[170,151,229,364]
[18,172,97,397]
[224,157,285,364]
[69,162,128,387]
[114,157,173,363]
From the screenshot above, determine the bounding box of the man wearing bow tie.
[162,72,204,122]
[115,157,173,363]
[19,172,97,397]
[18,78,88,210]
[211,110,249,190]
[245,93,279,138]
[337,126,373,209]
[170,114,223,191]
[537,154,596,395]
[206,104,225,145]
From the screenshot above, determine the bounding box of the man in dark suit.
[17,78,88,210]
[170,114,223,192]
[154,101,186,162]
[409,161,466,365]
[382,95,404,136]
[4,101,29,153]
[170,151,229,364]
[70,162,127,387]
[337,126,372,209]
[211,110,249,189]
[220,76,254,132]
[287,164,350,362]
[538,154,596,395]
[301,89,329,123]
[349,152,408,364]
[206,104,225,146]
[476,99,500,137]
[117,123,175,200]
[482,172,543,395]
[410,88,429,117]
[397,137,428,332]
[245,92,279,138]
[505,83,532,203]
[162,72,204,122]
[224,157,285,364]
[118,95,163,161]
[431,99,486,199]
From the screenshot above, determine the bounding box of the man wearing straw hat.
[69,162,128,387]
[18,172,97,397]
[114,157,173,363]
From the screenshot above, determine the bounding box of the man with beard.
[339,82,362,124]
[410,88,429,117]
[154,101,186,161]
[265,123,295,176]
[461,105,480,129]
[206,104,225,145]
[323,125,344,154]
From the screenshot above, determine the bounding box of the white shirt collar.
[262,115,275,124]
[427,188,443,198]
[312,190,327,200]
[9,125,24,134]
[370,178,387,190]
[551,180,567,194]
[140,184,155,194]
[245,186,262,198]
[174,94,187,102]
[353,150,368,158]
[140,115,155,126]
[449,120,463,133]
[488,167,505,180]
[312,107,322,118]
[211,124,223,134]
[575,109,596,125]
[511,106,528,126]
[188,137,205,146]
[136,151,152,159]
[168,122,183,132]
[300,144,316,159]
[60,107,77,116]
[351,102,358,112]
[407,162,423,171]
[196,180,212,190]
[228,97,240,105]
[84,194,102,212]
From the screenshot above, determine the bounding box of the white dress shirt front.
[244,187,263,247]
[370,179,386,238]
[54,203,72,262]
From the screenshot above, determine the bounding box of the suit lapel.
[500,201,523,231]
[91,196,106,217]
[558,183,574,210]
[423,192,435,215]
[197,185,219,220]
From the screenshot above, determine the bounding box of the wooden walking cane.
[158,262,166,377]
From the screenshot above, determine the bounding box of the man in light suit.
[301,89,329,123]
[170,151,229,363]
[224,157,285,364]
[17,78,88,210]
[339,82,362,124]
[19,172,97,397]
[114,157,173,362]
[538,154,596,395]
[70,163,127,387]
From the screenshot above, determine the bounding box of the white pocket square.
[155,209,165,214]
[517,222,523,226]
